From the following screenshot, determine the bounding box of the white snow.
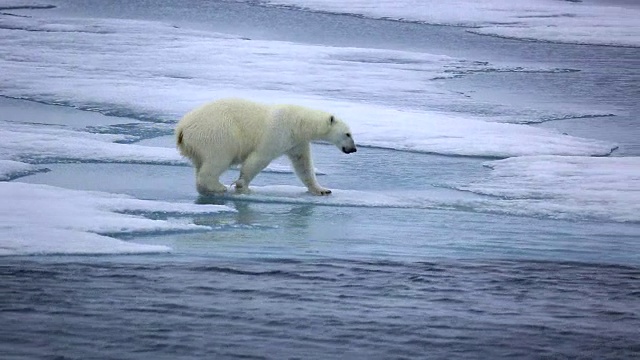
[0,11,616,158]
[460,156,640,222]
[0,182,234,256]
[0,14,477,120]
[254,0,640,47]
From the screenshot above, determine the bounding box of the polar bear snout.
[337,134,357,154]
[342,146,357,154]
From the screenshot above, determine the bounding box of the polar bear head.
[326,115,357,154]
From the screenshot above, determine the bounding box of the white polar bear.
[175,98,357,196]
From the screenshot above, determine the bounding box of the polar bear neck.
[272,105,330,142]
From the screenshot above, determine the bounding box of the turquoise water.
[1,1,639,358]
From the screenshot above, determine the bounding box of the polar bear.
[175,98,357,196]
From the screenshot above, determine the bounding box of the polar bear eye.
[346,133,351,138]
[330,115,335,124]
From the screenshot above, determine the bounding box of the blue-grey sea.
[1,1,639,359]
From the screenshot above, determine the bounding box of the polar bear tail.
[176,128,202,169]
[177,129,184,146]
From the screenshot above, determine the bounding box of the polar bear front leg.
[287,143,331,196]
[236,152,273,193]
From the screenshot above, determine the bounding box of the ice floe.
[459,155,640,222]
[0,181,234,256]
[0,9,617,158]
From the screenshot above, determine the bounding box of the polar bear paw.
[233,179,251,194]
[196,182,228,195]
[310,187,332,196]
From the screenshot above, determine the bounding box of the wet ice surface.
[1,1,639,359]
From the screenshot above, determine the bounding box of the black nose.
[343,147,357,154]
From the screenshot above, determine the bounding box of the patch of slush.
[0,181,234,256]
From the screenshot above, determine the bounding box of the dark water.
[2,258,639,359]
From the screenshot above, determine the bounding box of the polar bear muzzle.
[340,131,357,154]
[342,145,357,154]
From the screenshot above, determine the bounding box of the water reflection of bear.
[194,196,314,229]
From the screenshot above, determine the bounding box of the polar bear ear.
[330,115,335,124]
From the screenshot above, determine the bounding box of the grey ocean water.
[2,1,640,359]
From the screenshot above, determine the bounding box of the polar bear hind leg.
[196,157,231,195]
[176,130,225,194]
[235,152,274,193]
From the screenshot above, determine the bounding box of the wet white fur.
[175,98,356,195]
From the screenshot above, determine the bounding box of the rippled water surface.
[2,258,639,359]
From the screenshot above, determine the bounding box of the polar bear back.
[175,98,332,167]
[177,98,275,166]
[179,98,267,151]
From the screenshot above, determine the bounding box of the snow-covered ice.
[0,9,617,158]
[253,0,640,47]
[0,182,234,256]
[460,156,640,222]
[0,121,185,165]
[0,14,483,120]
